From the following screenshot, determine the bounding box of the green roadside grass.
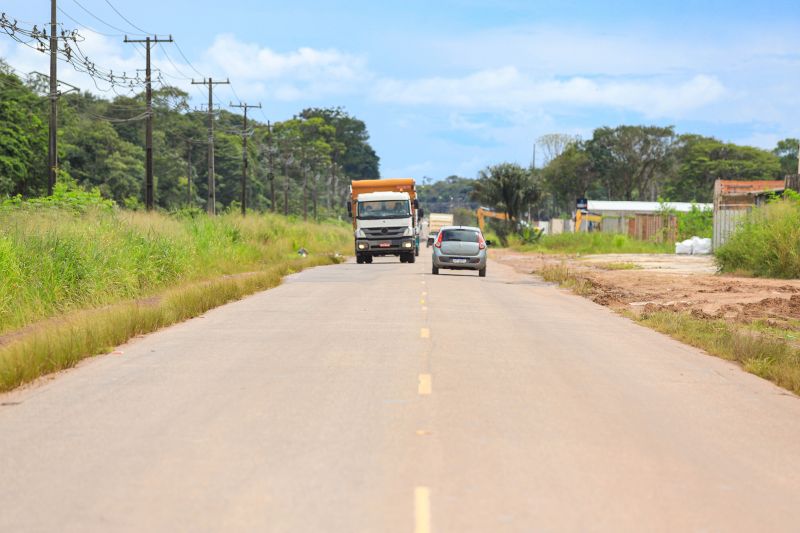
[536,263,800,395]
[0,256,337,392]
[0,206,351,392]
[513,232,672,255]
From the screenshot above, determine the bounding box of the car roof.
[440,225,481,232]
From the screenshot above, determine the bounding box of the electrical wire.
[102,0,153,35]
[56,7,122,38]
[70,0,143,36]
[172,40,204,77]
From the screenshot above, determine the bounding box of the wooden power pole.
[124,34,173,210]
[48,0,58,195]
[191,78,229,214]
[229,102,261,216]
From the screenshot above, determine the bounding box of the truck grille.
[363,227,406,238]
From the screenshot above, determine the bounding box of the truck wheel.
[357,255,364,264]
[365,256,373,264]
[400,255,407,263]
[479,267,486,277]
[408,253,416,264]
[432,265,439,275]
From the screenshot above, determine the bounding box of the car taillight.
[478,235,486,250]
[434,232,443,248]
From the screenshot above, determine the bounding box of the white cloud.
[201,34,370,101]
[373,68,726,119]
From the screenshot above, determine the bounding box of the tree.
[664,135,782,202]
[0,65,47,196]
[774,138,799,176]
[473,163,540,226]
[542,143,598,215]
[586,125,676,201]
[537,133,578,167]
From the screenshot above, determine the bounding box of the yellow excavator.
[476,207,508,233]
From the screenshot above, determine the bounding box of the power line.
[70,0,143,35]
[102,0,152,35]
[56,6,121,37]
[172,40,204,77]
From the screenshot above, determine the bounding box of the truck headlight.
[402,241,413,248]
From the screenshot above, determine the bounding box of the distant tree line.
[0,59,379,217]
[451,127,798,223]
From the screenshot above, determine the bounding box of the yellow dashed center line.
[420,328,430,339]
[420,299,426,305]
[415,487,431,533]
[418,374,432,395]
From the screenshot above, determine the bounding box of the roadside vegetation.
[513,232,672,255]
[716,193,800,278]
[0,189,350,391]
[533,261,800,395]
[638,311,800,394]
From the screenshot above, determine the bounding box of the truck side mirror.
[347,202,352,217]
[413,199,419,209]
[418,207,425,219]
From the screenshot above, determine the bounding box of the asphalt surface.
[2,249,800,532]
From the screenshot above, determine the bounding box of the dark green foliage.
[0,63,379,215]
[474,163,540,225]
[0,64,47,197]
[418,175,480,213]
[536,127,784,215]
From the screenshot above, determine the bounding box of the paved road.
[2,249,800,532]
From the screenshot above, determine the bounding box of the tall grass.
[514,231,672,255]
[715,197,800,278]
[0,208,351,335]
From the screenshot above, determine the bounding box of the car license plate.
[452,258,467,264]
[379,242,391,248]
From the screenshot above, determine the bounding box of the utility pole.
[229,102,261,216]
[125,34,173,211]
[191,78,229,214]
[48,0,57,195]
[267,121,276,212]
[186,141,193,206]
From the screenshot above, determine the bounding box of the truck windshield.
[358,200,410,219]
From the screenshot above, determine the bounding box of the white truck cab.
[353,191,416,263]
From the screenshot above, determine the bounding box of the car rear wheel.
[479,267,486,277]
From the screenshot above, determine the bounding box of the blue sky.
[3,0,800,180]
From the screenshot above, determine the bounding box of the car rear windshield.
[441,229,480,243]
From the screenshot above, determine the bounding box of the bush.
[715,196,800,278]
[676,204,713,240]
[515,231,672,254]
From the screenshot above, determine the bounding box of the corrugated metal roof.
[587,201,711,213]
[717,180,784,195]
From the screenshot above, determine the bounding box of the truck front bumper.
[356,237,415,255]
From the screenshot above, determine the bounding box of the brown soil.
[492,250,800,329]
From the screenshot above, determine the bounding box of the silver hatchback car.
[431,226,490,277]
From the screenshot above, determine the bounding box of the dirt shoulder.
[492,249,800,329]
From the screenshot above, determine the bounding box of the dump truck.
[426,213,454,246]
[348,178,423,264]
